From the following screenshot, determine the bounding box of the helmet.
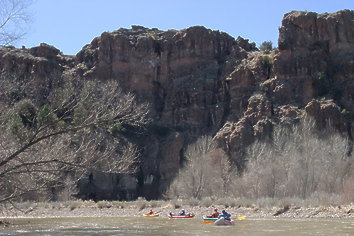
[214,208,218,211]
[222,210,226,213]
[182,209,185,211]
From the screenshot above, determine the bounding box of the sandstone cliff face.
[275,10,354,137]
[0,10,353,200]
[0,43,73,107]
[215,10,354,164]
[74,26,255,132]
[70,26,257,199]
[276,10,354,106]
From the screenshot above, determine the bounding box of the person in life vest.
[179,209,186,216]
[207,208,219,218]
[218,209,231,220]
[147,209,154,215]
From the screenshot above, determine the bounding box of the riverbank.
[1,200,353,219]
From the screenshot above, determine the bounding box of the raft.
[202,217,218,224]
[143,214,159,217]
[168,213,195,219]
[214,217,234,226]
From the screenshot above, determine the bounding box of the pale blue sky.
[20,0,354,55]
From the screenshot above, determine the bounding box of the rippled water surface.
[1,216,353,235]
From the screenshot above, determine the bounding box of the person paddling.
[219,209,231,220]
[207,208,219,218]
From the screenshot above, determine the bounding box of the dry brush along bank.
[0,200,353,219]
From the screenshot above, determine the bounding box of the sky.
[18,0,354,55]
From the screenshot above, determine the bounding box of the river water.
[0,216,353,235]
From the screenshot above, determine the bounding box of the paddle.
[236,216,246,220]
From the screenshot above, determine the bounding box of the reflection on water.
[0,216,353,236]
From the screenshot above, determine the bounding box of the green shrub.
[259,41,273,51]
[258,55,272,78]
[111,122,127,133]
[258,55,272,68]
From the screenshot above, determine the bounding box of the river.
[0,216,353,235]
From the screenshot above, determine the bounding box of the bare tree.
[0,0,31,46]
[169,119,353,203]
[0,79,150,203]
[236,118,354,201]
[169,136,235,199]
[169,136,214,199]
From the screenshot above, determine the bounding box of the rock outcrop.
[0,10,353,200]
[0,43,73,107]
[73,26,256,132]
[216,10,354,165]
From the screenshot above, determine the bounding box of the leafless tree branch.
[0,0,30,46]
[0,78,150,203]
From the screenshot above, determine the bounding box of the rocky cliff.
[215,10,354,165]
[0,10,353,200]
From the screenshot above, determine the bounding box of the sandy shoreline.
[1,201,353,219]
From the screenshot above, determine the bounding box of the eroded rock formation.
[216,10,354,165]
